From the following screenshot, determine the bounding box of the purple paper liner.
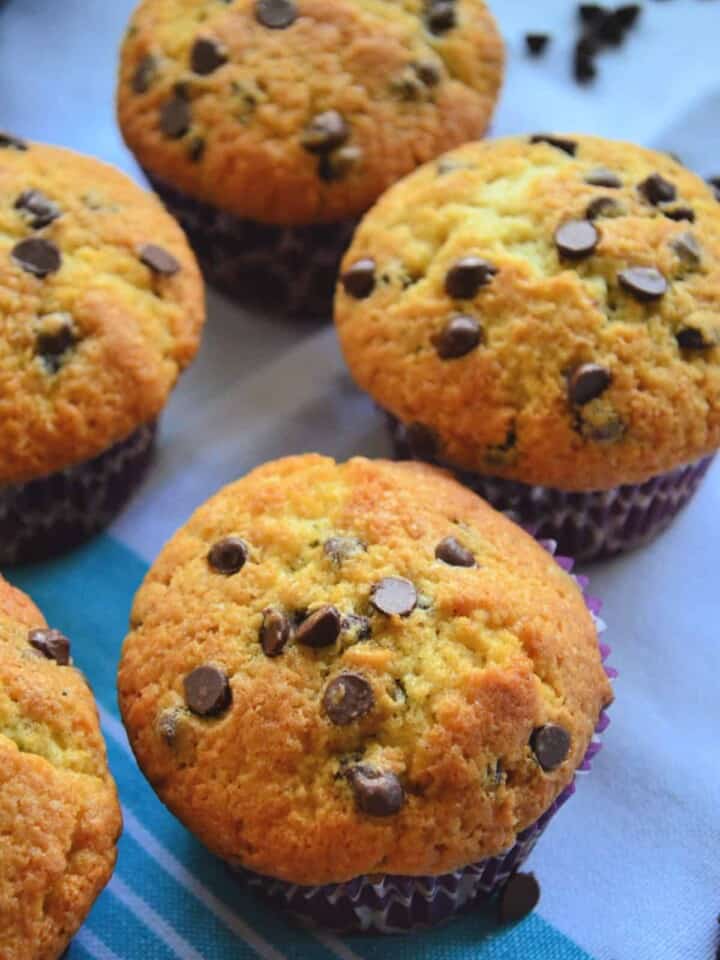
[143,171,355,322]
[386,412,714,563]
[0,422,156,565]
[235,542,614,933]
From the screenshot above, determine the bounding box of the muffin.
[0,135,205,564]
[335,134,720,561]
[116,0,504,319]
[0,574,121,959]
[118,454,612,932]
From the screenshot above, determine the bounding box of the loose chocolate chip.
[184,665,232,717]
[529,134,577,156]
[663,206,695,223]
[555,220,599,259]
[28,628,70,666]
[132,54,157,93]
[255,0,297,28]
[0,131,28,150]
[371,577,417,617]
[323,536,364,564]
[207,536,248,574]
[530,723,571,771]
[568,363,611,406]
[525,33,550,56]
[191,37,228,75]
[585,196,623,220]
[413,60,442,86]
[160,97,191,139]
[300,111,348,154]
[435,536,475,567]
[578,4,604,24]
[638,173,677,205]
[445,256,497,299]
[15,189,61,229]
[615,4,640,29]
[676,327,714,351]
[426,1,456,34]
[618,266,667,301]
[260,608,292,657]
[318,145,362,182]
[341,258,375,299]
[574,38,597,84]
[584,167,622,188]
[433,315,482,360]
[11,238,61,278]
[346,764,404,816]
[323,673,375,725]
[295,605,342,647]
[138,243,181,276]
[670,231,702,266]
[188,136,206,163]
[405,421,439,460]
[498,872,541,925]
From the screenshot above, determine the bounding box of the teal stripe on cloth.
[10,535,595,960]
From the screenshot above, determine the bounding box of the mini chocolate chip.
[663,206,695,223]
[530,723,571,771]
[568,363,611,406]
[555,220,599,259]
[426,1,456,34]
[260,608,292,657]
[433,315,482,360]
[295,605,342,647]
[618,266,667,301]
[36,318,76,371]
[498,872,541,925]
[525,33,550,56]
[28,628,70,666]
[529,134,577,156]
[184,665,232,717]
[638,173,677,205]
[188,136,206,163]
[391,68,426,101]
[371,577,417,617]
[584,167,622,188]
[255,0,297,28]
[11,238,61,278]
[138,243,181,276]
[445,256,497,299]
[132,54,157,93]
[207,536,248,574]
[0,131,28,150]
[586,196,623,220]
[414,60,442,86]
[15,189,61,229]
[323,673,375,725]
[318,145,362,182]
[160,97,191,139]
[670,231,702,266]
[346,764,404,816]
[323,536,364,564]
[405,421,438,460]
[573,39,597,84]
[341,258,375,298]
[435,536,475,567]
[191,37,228,74]
[300,111,348,154]
[676,327,714,351]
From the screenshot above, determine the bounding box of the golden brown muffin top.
[335,135,720,491]
[0,575,121,960]
[119,455,611,885]
[117,0,503,225]
[0,138,204,485]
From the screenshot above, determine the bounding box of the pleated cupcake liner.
[236,541,614,933]
[144,171,355,321]
[0,422,156,565]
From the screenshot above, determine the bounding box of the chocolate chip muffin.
[335,134,720,561]
[0,135,205,563]
[118,454,612,932]
[0,575,121,959]
[116,0,504,319]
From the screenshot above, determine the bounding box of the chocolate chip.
[433,315,482,360]
[184,665,232,717]
[615,4,640,29]
[413,60,442,86]
[371,577,417,617]
[585,196,623,220]
[426,1,456,34]
[188,136,206,163]
[676,327,714,351]
[346,764,404,816]
[132,54,157,93]
[160,97,191,139]
[191,37,227,75]
[300,111,348,154]
[138,243,181,276]
[498,872,541,925]
[618,266,667,301]
[36,316,76,371]
[574,38,597,84]
[525,33,550,56]
[663,206,695,223]
[638,173,677,205]
[530,723,571,771]
[323,673,374,725]
[255,0,297,28]
[435,536,475,567]
[670,231,702,266]
[529,134,577,156]
[584,167,622,188]
[405,422,438,460]
[207,536,248,575]
[0,131,28,150]
[295,605,342,647]
[323,536,364,564]
[568,363,611,406]
[15,189,61,229]
[11,238,61,278]
[318,145,362,182]
[391,68,426,101]
[578,4,604,24]
[555,220,599,259]
[444,257,497,299]
[341,258,375,299]
[260,608,292,657]
[28,628,70,666]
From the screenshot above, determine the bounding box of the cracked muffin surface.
[118,454,611,885]
[335,135,720,490]
[0,139,204,484]
[0,575,121,960]
[117,0,504,224]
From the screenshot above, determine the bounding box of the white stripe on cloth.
[75,927,125,960]
[109,875,207,960]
